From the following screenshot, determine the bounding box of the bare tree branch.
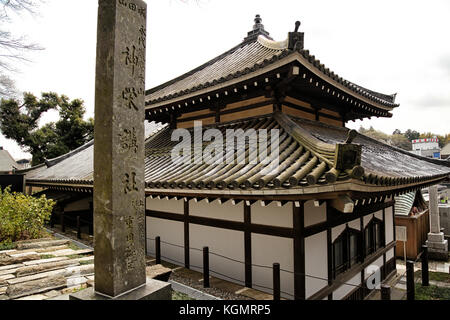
[0,73,18,99]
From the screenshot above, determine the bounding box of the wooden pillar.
[293,202,305,300]
[326,203,333,300]
[184,200,190,269]
[244,203,252,288]
[360,216,365,262]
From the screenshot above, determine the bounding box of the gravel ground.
[48,227,253,300]
[46,225,94,248]
[169,271,252,300]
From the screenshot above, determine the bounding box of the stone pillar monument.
[426,185,448,261]
[70,0,171,300]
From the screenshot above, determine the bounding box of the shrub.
[0,187,55,243]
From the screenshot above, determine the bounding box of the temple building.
[21,16,450,300]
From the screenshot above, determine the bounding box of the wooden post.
[421,245,429,287]
[406,260,415,301]
[203,246,210,288]
[293,203,305,300]
[380,284,391,300]
[184,200,190,269]
[155,236,161,265]
[88,220,93,236]
[273,263,281,301]
[60,213,65,233]
[77,216,81,239]
[244,203,252,288]
[50,214,55,228]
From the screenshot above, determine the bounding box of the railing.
[147,236,400,300]
[50,210,93,240]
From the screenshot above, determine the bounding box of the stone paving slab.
[8,251,38,258]
[16,294,48,300]
[23,257,69,266]
[16,240,70,250]
[0,267,20,276]
[53,249,93,257]
[7,269,67,285]
[236,287,273,300]
[0,264,22,272]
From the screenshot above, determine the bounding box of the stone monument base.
[426,232,449,261]
[69,278,172,300]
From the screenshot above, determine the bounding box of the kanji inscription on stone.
[93,0,147,298]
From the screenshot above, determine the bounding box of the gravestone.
[70,0,171,300]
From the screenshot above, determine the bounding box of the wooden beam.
[304,201,395,237]
[330,195,354,213]
[146,210,294,238]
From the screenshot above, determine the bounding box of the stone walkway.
[0,236,94,300]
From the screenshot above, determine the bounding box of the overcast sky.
[1,0,450,160]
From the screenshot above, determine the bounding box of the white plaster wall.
[252,234,294,299]
[305,231,328,299]
[146,198,184,214]
[385,206,394,243]
[363,214,375,228]
[251,202,292,227]
[348,218,360,231]
[146,217,184,265]
[64,197,91,212]
[190,200,243,222]
[190,225,245,285]
[332,224,346,242]
[333,273,361,300]
[304,201,326,227]
[374,210,383,221]
[386,248,395,261]
[364,256,384,281]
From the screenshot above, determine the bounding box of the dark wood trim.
[293,203,306,300]
[219,99,276,117]
[244,203,252,288]
[146,209,294,238]
[184,200,190,269]
[308,241,396,300]
[282,101,343,122]
[382,208,386,247]
[304,201,395,237]
[326,203,333,300]
[177,112,216,123]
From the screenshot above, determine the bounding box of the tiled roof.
[25,114,450,193]
[146,19,398,109]
[394,191,416,216]
[23,121,167,183]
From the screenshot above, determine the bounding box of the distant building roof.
[441,143,450,156]
[0,147,20,173]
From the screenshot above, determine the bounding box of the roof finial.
[294,21,301,33]
[244,14,272,42]
[253,14,263,30]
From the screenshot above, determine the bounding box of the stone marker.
[426,185,449,260]
[70,0,170,300]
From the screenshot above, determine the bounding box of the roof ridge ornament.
[243,14,273,42]
[288,20,304,50]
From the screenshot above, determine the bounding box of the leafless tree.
[0,0,44,99]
